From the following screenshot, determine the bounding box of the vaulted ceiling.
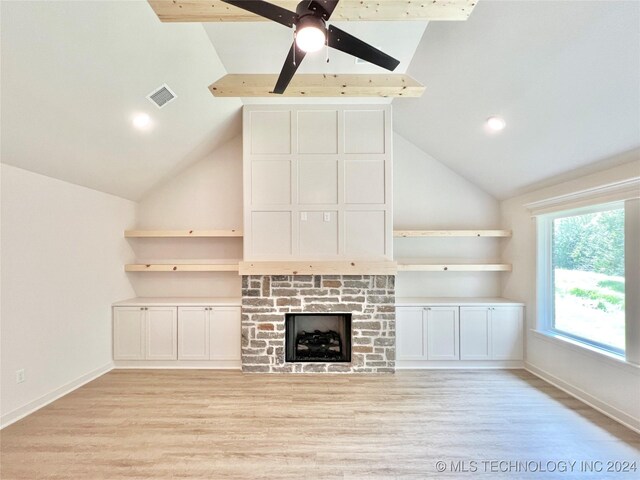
[394,0,640,198]
[1,0,242,200]
[2,1,638,201]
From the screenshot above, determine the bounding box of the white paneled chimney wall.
[242,105,393,262]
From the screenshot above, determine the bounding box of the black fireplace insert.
[285,313,352,363]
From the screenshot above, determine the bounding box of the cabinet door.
[396,307,427,360]
[491,307,524,360]
[178,307,210,360]
[426,307,459,360]
[113,307,146,360]
[459,307,491,360]
[146,307,178,360]
[210,307,241,361]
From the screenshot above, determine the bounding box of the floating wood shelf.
[209,74,425,98]
[394,230,512,238]
[397,264,512,272]
[125,264,239,272]
[239,261,398,276]
[124,229,242,238]
[148,0,476,23]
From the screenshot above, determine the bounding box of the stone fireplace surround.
[241,274,396,373]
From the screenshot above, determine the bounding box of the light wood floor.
[1,370,638,479]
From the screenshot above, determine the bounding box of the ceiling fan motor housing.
[296,1,329,19]
[295,4,327,35]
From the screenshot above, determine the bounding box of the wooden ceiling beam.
[148,1,477,23]
[208,74,424,97]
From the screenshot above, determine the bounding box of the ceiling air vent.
[147,84,177,109]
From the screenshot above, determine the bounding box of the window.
[538,202,625,355]
[534,190,639,363]
[549,204,625,353]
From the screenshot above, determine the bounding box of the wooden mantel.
[148,1,477,23]
[238,261,398,276]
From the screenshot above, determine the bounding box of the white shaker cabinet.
[396,307,426,360]
[396,306,459,361]
[114,306,177,360]
[490,307,524,360]
[397,300,524,367]
[178,306,241,361]
[209,307,242,361]
[459,306,523,361]
[459,307,492,360]
[426,307,459,360]
[178,307,210,360]
[113,307,146,360]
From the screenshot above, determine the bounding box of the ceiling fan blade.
[273,42,307,94]
[308,0,339,20]
[220,0,297,28]
[327,24,400,71]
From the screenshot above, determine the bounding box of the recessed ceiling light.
[486,116,506,131]
[132,113,151,130]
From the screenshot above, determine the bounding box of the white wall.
[1,165,136,427]
[134,129,502,298]
[393,134,502,297]
[501,155,640,431]
[134,136,243,297]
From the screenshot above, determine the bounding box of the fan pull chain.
[326,29,330,63]
[293,31,297,66]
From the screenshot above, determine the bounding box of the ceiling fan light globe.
[296,26,326,53]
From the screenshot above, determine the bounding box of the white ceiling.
[0,0,241,201]
[1,1,638,202]
[394,0,640,199]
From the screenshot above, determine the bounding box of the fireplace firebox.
[285,313,352,363]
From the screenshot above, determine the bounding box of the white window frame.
[536,201,626,356]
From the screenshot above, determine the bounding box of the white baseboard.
[0,362,114,430]
[525,362,640,434]
[113,360,241,369]
[397,360,524,369]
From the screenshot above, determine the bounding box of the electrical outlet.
[16,369,25,384]
[301,212,307,221]
[323,212,331,222]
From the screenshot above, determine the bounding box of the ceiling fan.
[220,0,400,94]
